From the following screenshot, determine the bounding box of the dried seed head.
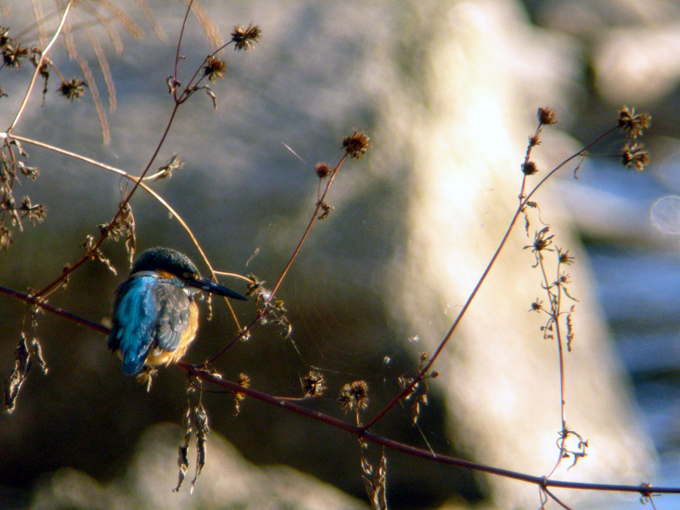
[537,107,557,125]
[237,373,250,389]
[0,27,10,48]
[618,106,651,139]
[233,373,250,414]
[558,248,575,265]
[621,142,649,171]
[524,227,553,253]
[20,196,46,224]
[2,43,32,69]
[342,130,370,159]
[530,299,543,312]
[522,160,538,175]
[301,370,327,398]
[0,225,11,251]
[231,23,261,51]
[203,56,226,82]
[317,202,333,220]
[339,380,369,413]
[315,162,332,179]
[59,78,88,102]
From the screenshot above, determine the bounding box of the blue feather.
[108,271,193,375]
[108,248,246,377]
[108,274,159,375]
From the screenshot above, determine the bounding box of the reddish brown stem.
[179,363,680,496]
[1,284,675,500]
[267,153,348,303]
[0,284,109,335]
[363,125,621,431]
[32,102,181,298]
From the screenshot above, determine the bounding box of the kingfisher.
[108,247,247,378]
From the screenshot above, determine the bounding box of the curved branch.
[1,133,241,325]
[364,124,622,430]
[1,285,674,499]
[6,0,76,134]
[0,284,109,335]
[181,363,680,496]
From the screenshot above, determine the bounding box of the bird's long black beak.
[189,277,248,300]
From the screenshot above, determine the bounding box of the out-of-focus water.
[561,160,680,507]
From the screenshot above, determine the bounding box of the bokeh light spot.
[651,196,680,234]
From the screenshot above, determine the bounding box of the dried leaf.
[172,406,192,492]
[410,394,428,426]
[566,305,575,352]
[29,337,48,374]
[121,203,136,267]
[174,398,210,493]
[204,86,217,110]
[362,449,388,510]
[4,334,32,413]
[81,235,117,275]
[190,403,209,493]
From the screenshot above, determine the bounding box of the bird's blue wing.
[108,274,160,375]
[108,272,192,375]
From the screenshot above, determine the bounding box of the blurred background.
[1,0,680,508]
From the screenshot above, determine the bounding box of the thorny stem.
[180,364,680,497]
[363,124,621,431]
[5,0,75,135]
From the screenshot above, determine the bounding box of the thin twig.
[363,124,621,431]
[544,251,569,479]
[6,0,75,134]
[173,0,194,101]
[0,284,109,335]
[543,487,574,510]
[1,133,242,328]
[267,153,348,303]
[207,152,351,364]
[179,363,680,496]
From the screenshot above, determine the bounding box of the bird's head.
[131,247,247,300]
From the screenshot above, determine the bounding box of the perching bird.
[108,247,247,377]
